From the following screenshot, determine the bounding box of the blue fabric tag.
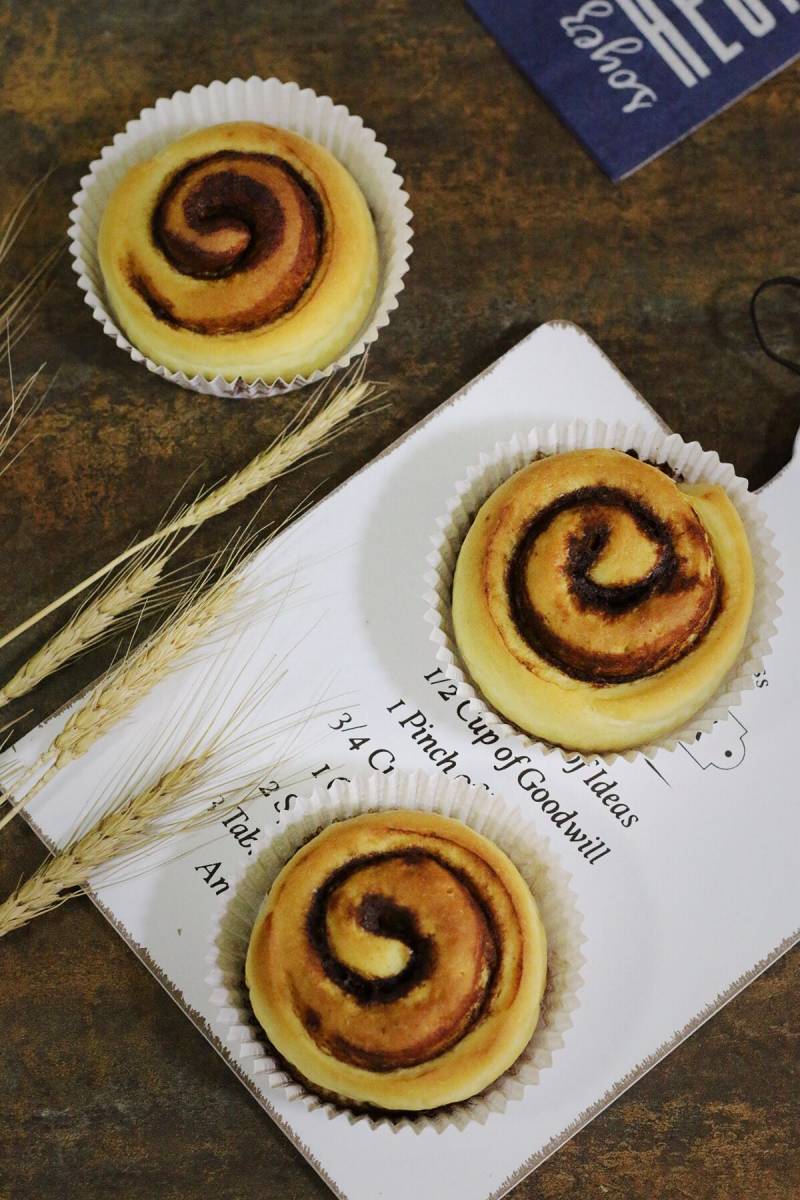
[466,0,800,180]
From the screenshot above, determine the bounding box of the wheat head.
[0,563,243,832]
[54,570,242,768]
[173,376,375,530]
[0,555,168,707]
[0,754,207,936]
[0,369,379,655]
[0,664,311,936]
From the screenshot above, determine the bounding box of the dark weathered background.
[0,1,797,1197]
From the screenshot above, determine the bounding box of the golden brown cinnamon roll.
[98,122,378,382]
[245,810,547,1112]
[452,448,754,753]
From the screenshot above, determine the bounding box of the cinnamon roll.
[452,449,755,753]
[245,810,547,1111]
[98,122,379,383]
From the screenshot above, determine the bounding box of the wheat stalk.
[0,245,61,353]
[0,545,250,832]
[0,174,62,351]
[0,744,277,937]
[0,367,379,655]
[0,525,205,710]
[52,571,241,769]
[0,174,50,266]
[0,361,46,474]
[0,553,169,707]
[0,629,317,937]
[0,756,209,936]
[170,374,375,529]
[0,175,61,484]
[0,330,57,492]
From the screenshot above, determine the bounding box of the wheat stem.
[0,172,62,350]
[0,244,62,349]
[0,371,377,655]
[0,362,47,475]
[55,574,241,769]
[0,172,51,267]
[0,555,168,707]
[0,175,61,487]
[0,561,245,832]
[0,642,316,936]
[0,755,208,936]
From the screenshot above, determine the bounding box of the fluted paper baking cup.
[423,419,781,764]
[68,76,413,398]
[205,771,585,1134]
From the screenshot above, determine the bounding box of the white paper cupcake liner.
[205,770,585,1134]
[423,419,781,764]
[68,76,413,398]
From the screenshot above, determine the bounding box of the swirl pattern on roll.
[137,151,323,334]
[505,480,720,683]
[245,811,547,1111]
[451,447,755,753]
[97,122,379,383]
[303,848,500,1070]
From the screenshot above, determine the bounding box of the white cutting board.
[9,323,799,1200]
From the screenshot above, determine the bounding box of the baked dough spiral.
[452,449,754,753]
[98,122,379,382]
[246,810,547,1111]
